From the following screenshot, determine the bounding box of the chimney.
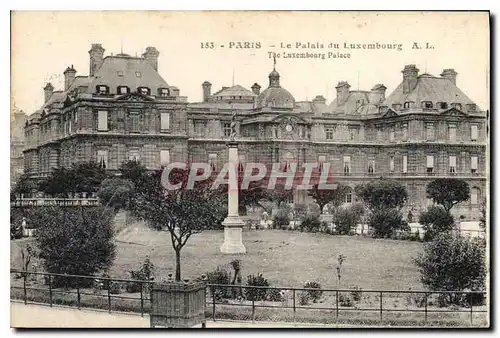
[202,81,212,102]
[335,81,351,106]
[369,84,387,104]
[402,64,419,94]
[440,68,458,85]
[142,46,160,71]
[43,83,54,103]
[63,65,77,91]
[89,43,105,77]
[312,95,326,105]
[251,83,261,95]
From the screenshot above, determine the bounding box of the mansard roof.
[327,91,379,115]
[211,84,256,98]
[383,73,476,107]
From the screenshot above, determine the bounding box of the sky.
[11,11,489,115]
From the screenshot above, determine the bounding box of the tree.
[39,167,76,197]
[413,232,486,305]
[355,180,408,210]
[426,178,470,213]
[266,184,293,208]
[419,205,455,241]
[97,178,134,211]
[367,208,409,238]
[33,206,116,287]
[131,168,226,281]
[12,173,38,198]
[72,161,107,194]
[308,184,349,213]
[119,160,149,185]
[332,204,363,235]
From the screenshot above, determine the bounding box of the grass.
[12,223,424,290]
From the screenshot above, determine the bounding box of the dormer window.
[467,104,477,112]
[422,101,433,109]
[138,87,150,95]
[159,88,170,97]
[118,86,129,95]
[451,103,462,110]
[392,104,401,111]
[403,101,414,109]
[135,72,141,77]
[97,85,109,95]
[437,102,448,109]
[117,71,124,77]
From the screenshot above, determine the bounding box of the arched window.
[345,187,353,204]
[470,187,480,205]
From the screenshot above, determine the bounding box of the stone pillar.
[220,142,246,254]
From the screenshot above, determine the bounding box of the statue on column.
[230,111,238,141]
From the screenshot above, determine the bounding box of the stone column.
[220,142,246,254]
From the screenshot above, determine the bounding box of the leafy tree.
[426,178,470,213]
[97,178,134,211]
[413,232,486,305]
[39,167,76,197]
[12,173,38,198]
[419,205,455,241]
[131,168,226,281]
[367,208,409,238]
[265,184,293,208]
[72,161,107,194]
[355,180,408,210]
[33,206,116,287]
[119,160,149,185]
[308,184,349,213]
[332,205,363,235]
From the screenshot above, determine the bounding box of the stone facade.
[23,44,488,220]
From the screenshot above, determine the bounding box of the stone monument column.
[220,141,246,254]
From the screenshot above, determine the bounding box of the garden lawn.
[11,223,424,290]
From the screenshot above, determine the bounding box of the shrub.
[272,209,290,229]
[338,293,354,307]
[368,208,409,238]
[298,291,310,305]
[299,214,321,233]
[126,257,155,293]
[419,205,455,241]
[109,281,122,294]
[350,285,363,302]
[332,206,362,235]
[303,280,323,302]
[267,288,284,302]
[413,232,486,306]
[206,266,231,300]
[33,206,116,288]
[245,273,269,301]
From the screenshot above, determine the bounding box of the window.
[348,127,358,141]
[129,149,140,162]
[356,100,363,109]
[426,123,435,141]
[97,150,108,169]
[223,122,232,137]
[345,187,353,204]
[392,104,401,111]
[160,150,170,167]
[451,103,462,110]
[129,112,140,133]
[97,110,108,131]
[368,160,375,175]
[97,85,108,95]
[449,156,457,174]
[139,87,150,95]
[437,102,448,109]
[318,155,326,172]
[471,156,478,173]
[448,124,457,142]
[68,120,72,134]
[117,71,124,77]
[343,156,351,175]
[404,101,414,109]
[422,101,433,109]
[389,128,395,142]
[208,153,217,171]
[402,123,408,141]
[238,154,245,172]
[377,128,383,141]
[194,120,205,135]
[426,155,434,173]
[470,187,480,205]
[74,111,78,123]
[471,125,478,141]
[118,86,129,95]
[135,71,141,77]
[159,88,170,97]
[325,126,335,140]
[161,112,170,131]
[390,156,395,172]
[466,104,476,112]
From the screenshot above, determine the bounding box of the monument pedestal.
[220,217,246,254]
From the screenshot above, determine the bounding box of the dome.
[256,87,295,108]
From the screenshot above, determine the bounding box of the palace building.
[22,43,488,220]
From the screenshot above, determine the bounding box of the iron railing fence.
[10,270,488,327]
